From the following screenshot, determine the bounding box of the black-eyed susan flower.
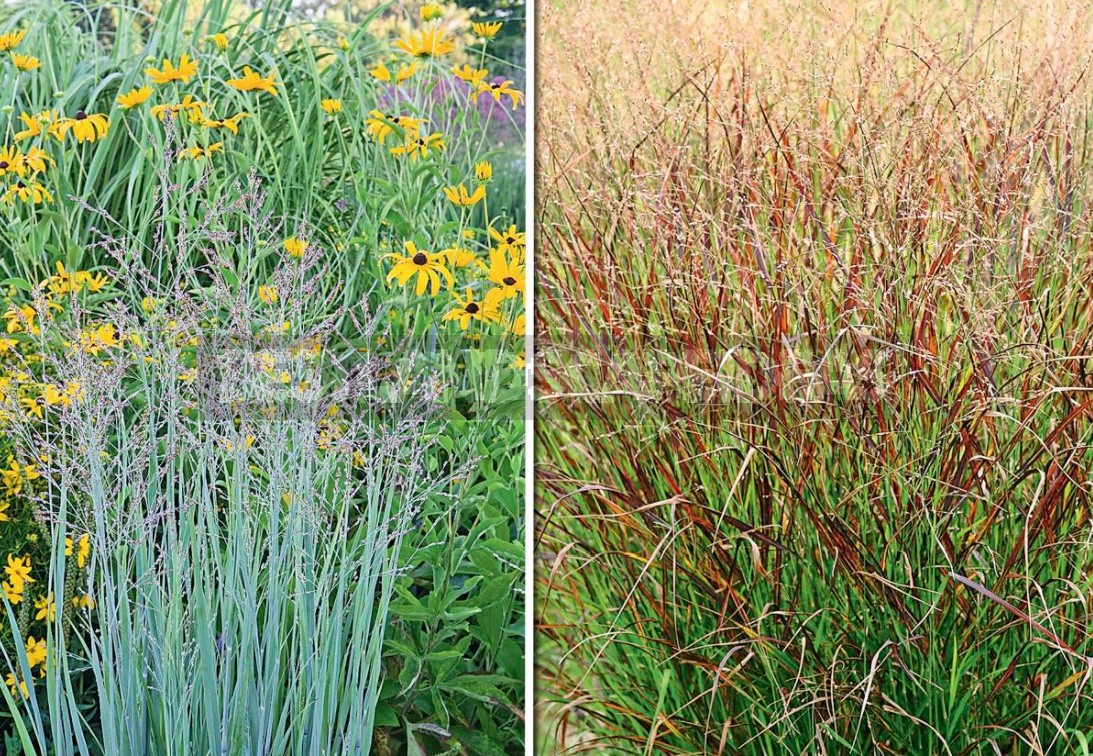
[321,98,342,115]
[151,94,207,121]
[49,110,110,143]
[2,179,52,204]
[258,285,278,304]
[390,132,445,160]
[472,21,502,39]
[385,241,453,296]
[452,64,488,88]
[442,182,485,207]
[77,323,120,355]
[14,110,52,141]
[485,248,524,300]
[22,146,50,174]
[72,594,95,610]
[199,111,249,134]
[474,160,493,182]
[421,3,444,21]
[395,29,454,58]
[10,53,38,71]
[490,224,526,256]
[0,146,25,178]
[284,236,309,258]
[365,111,422,144]
[477,79,524,109]
[442,287,502,330]
[178,142,223,161]
[145,53,198,84]
[227,66,279,95]
[510,312,526,336]
[442,246,478,269]
[0,30,26,52]
[117,85,153,109]
[370,61,418,85]
[206,33,229,50]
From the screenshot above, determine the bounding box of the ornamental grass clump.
[537,1,1093,753]
[0,175,454,755]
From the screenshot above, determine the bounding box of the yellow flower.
[364,111,421,144]
[490,224,526,256]
[4,554,32,589]
[72,594,95,610]
[145,53,199,84]
[485,248,524,300]
[22,146,50,173]
[2,580,23,605]
[178,142,223,161]
[474,160,492,182]
[199,111,249,134]
[14,111,46,141]
[24,636,46,669]
[472,21,502,39]
[420,3,444,21]
[442,288,502,330]
[442,246,477,269]
[151,94,207,121]
[477,79,524,109]
[0,146,25,178]
[1,459,39,497]
[64,534,91,568]
[206,33,229,50]
[227,66,278,95]
[284,237,308,258]
[452,64,488,88]
[10,53,39,71]
[77,323,120,355]
[117,85,153,109]
[33,593,55,622]
[442,183,485,207]
[510,312,525,336]
[0,501,8,522]
[141,296,159,313]
[395,29,454,58]
[385,241,454,296]
[390,132,445,160]
[49,110,110,143]
[3,304,35,333]
[0,30,26,52]
[321,98,342,114]
[511,352,525,369]
[337,36,350,51]
[2,179,52,204]
[370,61,417,85]
[258,285,278,304]
[20,397,42,420]
[5,673,27,698]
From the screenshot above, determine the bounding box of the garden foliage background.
[0,0,525,754]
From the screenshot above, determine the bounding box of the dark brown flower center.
[502,277,516,286]
[0,162,8,169]
[75,111,87,120]
[506,236,515,244]
[412,252,428,266]
[465,302,480,314]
